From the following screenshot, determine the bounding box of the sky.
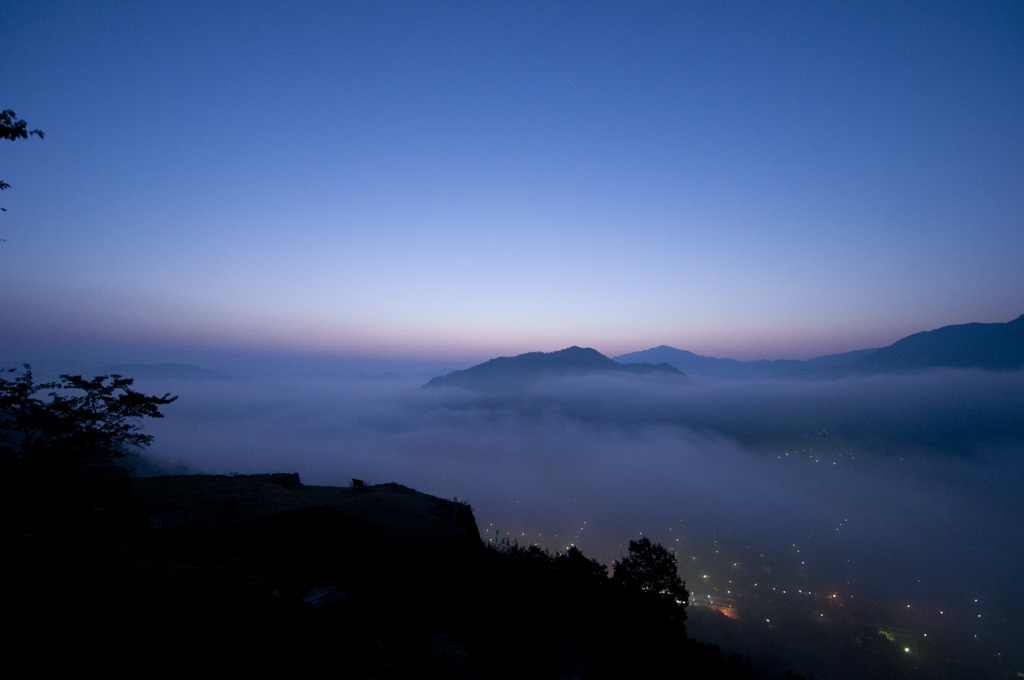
[3,6,1023,674]
[2,0,1023,364]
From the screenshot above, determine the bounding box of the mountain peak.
[848,314,1024,373]
[616,314,1024,378]
[425,347,684,390]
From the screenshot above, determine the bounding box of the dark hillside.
[426,346,685,390]
[1,471,755,679]
[848,314,1024,373]
[616,314,1024,378]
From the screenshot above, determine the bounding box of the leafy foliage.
[612,536,689,604]
[475,535,718,676]
[0,109,44,142]
[0,364,176,462]
[555,545,608,582]
[1,109,44,216]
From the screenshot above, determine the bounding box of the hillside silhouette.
[845,313,1024,373]
[425,346,685,390]
[1,471,757,679]
[617,314,1024,378]
[96,362,235,381]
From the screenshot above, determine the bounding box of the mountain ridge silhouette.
[616,315,1024,378]
[424,346,684,389]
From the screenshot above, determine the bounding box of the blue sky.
[2,0,1022,364]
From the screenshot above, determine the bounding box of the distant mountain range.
[424,315,1024,389]
[96,363,234,381]
[424,346,684,389]
[614,346,878,380]
[617,314,1024,379]
[844,314,1024,373]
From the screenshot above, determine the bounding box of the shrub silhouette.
[0,364,176,463]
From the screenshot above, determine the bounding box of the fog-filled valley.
[7,2,1024,676]
[122,362,1024,679]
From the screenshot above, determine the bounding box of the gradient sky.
[2,0,1022,364]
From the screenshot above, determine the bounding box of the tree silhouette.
[0,364,176,463]
[612,536,689,605]
[0,110,43,142]
[1,109,44,220]
[555,545,608,583]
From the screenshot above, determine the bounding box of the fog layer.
[138,368,1023,677]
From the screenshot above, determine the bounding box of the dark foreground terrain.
[2,466,756,679]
